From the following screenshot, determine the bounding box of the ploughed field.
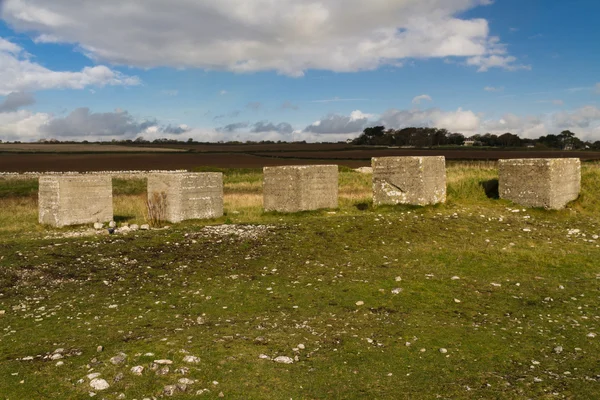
[1,163,600,399]
[2,143,600,172]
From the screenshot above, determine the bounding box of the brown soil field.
[251,148,600,160]
[0,143,185,153]
[1,146,600,172]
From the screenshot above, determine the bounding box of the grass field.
[1,162,600,399]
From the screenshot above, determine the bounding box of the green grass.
[1,164,600,398]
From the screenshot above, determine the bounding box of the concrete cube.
[372,156,446,206]
[263,165,338,212]
[147,173,223,222]
[39,175,113,227]
[499,158,580,209]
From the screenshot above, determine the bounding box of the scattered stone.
[56,361,64,366]
[110,353,127,365]
[179,378,195,385]
[108,221,116,228]
[355,301,364,306]
[183,355,200,364]
[117,394,125,399]
[93,222,103,230]
[140,224,150,230]
[96,346,103,353]
[113,373,124,383]
[218,392,225,398]
[587,332,596,338]
[156,366,170,376]
[554,346,563,354]
[163,385,177,396]
[297,344,305,350]
[89,378,110,391]
[258,354,271,360]
[50,353,63,360]
[454,298,461,303]
[391,288,402,295]
[254,336,268,344]
[274,356,294,364]
[439,348,448,354]
[177,383,188,392]
[0,310,5,316]
[87,373,101,380]
[130,224,139,230]
[154,359,173,365]
[130,366,144,376]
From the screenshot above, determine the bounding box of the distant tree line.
[2,127,599,149]
[351,126,600,150]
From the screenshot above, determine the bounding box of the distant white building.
[463,140,475,146]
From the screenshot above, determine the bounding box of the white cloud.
[0,109,51,141]
[219,90,228,96]
[484,86,503,92]
[481,106,600,141]
[379,107,480,133]
[1,0,526,75]
[304,110,371,134]
[412,94,433,105]
[0,37,140,95]
[0,92,36,112]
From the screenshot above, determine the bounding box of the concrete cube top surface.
[498,158,580,166]
[264,165,337,171]
[372,156,445,163]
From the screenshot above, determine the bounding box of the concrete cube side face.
[499,158,580,209]
[372,156,446,206]
[39,176,113,227]
[298,166,338,211]
[148,173,223,223]
[263,165,338,212]
[38,177,60,226]
[179,173,223,221]
[549,159,581,209]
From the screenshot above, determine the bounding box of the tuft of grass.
[146,191,168,226]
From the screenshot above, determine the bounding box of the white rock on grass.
[110,353,127,365]
[273,356,294,364]
[109,221,117,228]
[140,224,150,230]
[130,366,144,375]
[183,355,200,364]
[87,373,101,380]
[93,222,103,230]
[154,359,173,365]
[90,378,110,390]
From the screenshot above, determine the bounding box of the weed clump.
[146,191,167,226]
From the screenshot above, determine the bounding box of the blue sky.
[0,0,599,142]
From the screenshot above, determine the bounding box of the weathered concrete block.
[372,156,446,206]
[147,173,223,222]
[263,165,338,212]
[499,158,580,209]
[39,175,113,227]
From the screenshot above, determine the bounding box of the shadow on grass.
[114,215,135,223]
[480,179,499,199]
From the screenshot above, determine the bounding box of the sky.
[0,0,599,143]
